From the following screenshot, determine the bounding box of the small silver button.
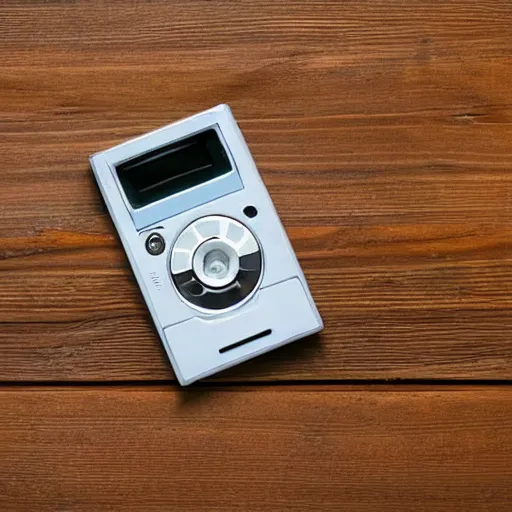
[192,239,239,289]
[145,233,165,256]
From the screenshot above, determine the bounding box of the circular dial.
[170,216,262,311]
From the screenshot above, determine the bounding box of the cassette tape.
[90,105,323,385]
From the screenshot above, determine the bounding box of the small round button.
[204,249,230,280]
[192,239,240,289]
[145,233,165,256]
[243,205,258,218]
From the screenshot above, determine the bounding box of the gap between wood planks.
[1,379,512,391]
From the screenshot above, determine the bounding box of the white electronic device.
[90,105,323,385]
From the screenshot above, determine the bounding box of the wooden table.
[1,1,511,510]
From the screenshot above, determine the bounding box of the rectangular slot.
[115,128,232,209]
[219,329,272,354]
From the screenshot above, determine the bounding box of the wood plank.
[0,385,511,511]
[1,0,511,381]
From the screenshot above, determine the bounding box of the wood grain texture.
[0,385,511,512]
[1,0,512,381]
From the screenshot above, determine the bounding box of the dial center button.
[192,239,239,289]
